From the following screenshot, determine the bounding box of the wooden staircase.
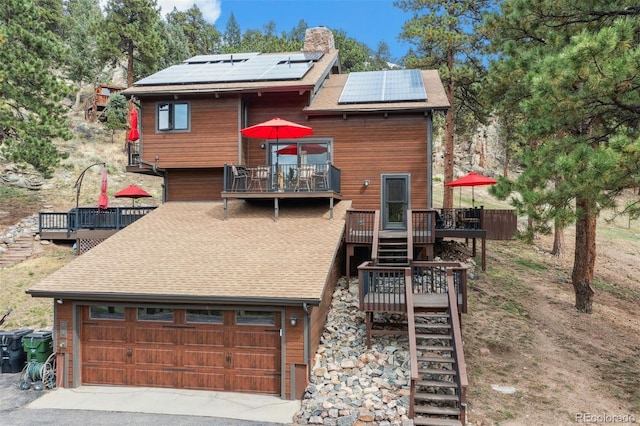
[375,230,410,266]
[412,311,464,425]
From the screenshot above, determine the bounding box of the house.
[29,27,478,421]
[84,83,127,122]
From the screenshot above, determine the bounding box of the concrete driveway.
[0,372,298,425]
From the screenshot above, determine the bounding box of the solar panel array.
[338,69,428,104]
[134,52,324,86]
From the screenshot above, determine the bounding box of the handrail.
[345,209,376,244]
[371,210,380,265]
[446,268,468,424]
[405,268,418,419]
[406,209,413,264]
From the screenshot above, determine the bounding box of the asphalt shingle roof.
[28,200,350,304]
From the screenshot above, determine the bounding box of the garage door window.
[90,305,125,320]
[137,308,174,322]
[236,310,275,326]
[186,309,223,324]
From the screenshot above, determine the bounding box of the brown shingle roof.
[28,200,350,304]
[304,70,449,114]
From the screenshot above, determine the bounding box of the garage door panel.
[184,371,226,391]
[232,330,280,350]
[232,373,280,394]
[182,349,226,368]
[182,329,224,347]
[83,323,127,343]
[134,347,176,367]
[135,327,177,345]
[83,366,127,385]
[233,351,279,371]
[133,368,178,388]
[83,345,127,364]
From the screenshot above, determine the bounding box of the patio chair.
[231,165,248,191]
[248,166,269,191]
[295,165,314,191]
[312,162,329,190]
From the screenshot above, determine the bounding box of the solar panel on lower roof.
[338,69,427,104]
[185,53,259,64]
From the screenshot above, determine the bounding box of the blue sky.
[155,0,413,61]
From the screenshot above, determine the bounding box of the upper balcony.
[221,163,342,219]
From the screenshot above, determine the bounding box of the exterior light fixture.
[290,315,299,327]
[363,180,370,187]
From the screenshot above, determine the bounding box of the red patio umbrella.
[114,184,152,206]
[445,172,497,207]
[240,117,313,190]
[97,166,109,209]
[277,143,327,156]
[127,106,140,142]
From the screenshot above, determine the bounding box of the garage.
[80,305,282,394]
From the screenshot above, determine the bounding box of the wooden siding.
[242,94,431,211]
[284,306,305,400]
[140,96,240,169]
[166,168,222,201]
[309,115,429,211]
[55,302,74,388]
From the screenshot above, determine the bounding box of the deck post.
[329,197,334,219]
[274,198,279,220]
[223,199,227,220]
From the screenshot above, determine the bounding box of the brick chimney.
[303,27,335,53]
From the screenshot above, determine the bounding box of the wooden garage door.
[81,306,281,394]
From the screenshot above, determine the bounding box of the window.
[157,102,189,131]
[137,307,174,322]
[186,309,223,324]
[236,310,276,326]
[90,305,125,320]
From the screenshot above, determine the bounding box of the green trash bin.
[22,331,53,363]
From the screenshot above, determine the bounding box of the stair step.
[414,323,451,330]
[418,356,455,363]
[419,368,456,376]
[415,392,459,402]
[415,380,457,389]
[417,345,453,352]
[413,417,463,426]
[416,334,452,340]
[414,405,461,416]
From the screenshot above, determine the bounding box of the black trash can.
[1,328,34,373]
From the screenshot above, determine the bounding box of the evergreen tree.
[98,0,165,87]
[0,0,72,178]
[166,5,220,57]
[333,29,372,73]
[104,92,128,143]
[395,0,492,209]
[487,1,640,312]
[156,21,190,69]
[62,0,104,84]
[222,12,241,52]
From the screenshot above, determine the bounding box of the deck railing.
[405,271,419,419]
[222,163,340,193]
[39,207,156,235]
[358,260,467,313]
[345,210,377,244]
[447,268,468,424]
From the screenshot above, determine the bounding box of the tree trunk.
[572,198,596,313]
[127,42,134,88]
[551,222,565,258]
[443,48,455,209]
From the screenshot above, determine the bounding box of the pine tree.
[166,5,220,57]
[222,12,241,52]
[0,0,72,178]
[487,1,640,312]
[98,0,165,87]
[62,0,104,84]
[104,92,128,143]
